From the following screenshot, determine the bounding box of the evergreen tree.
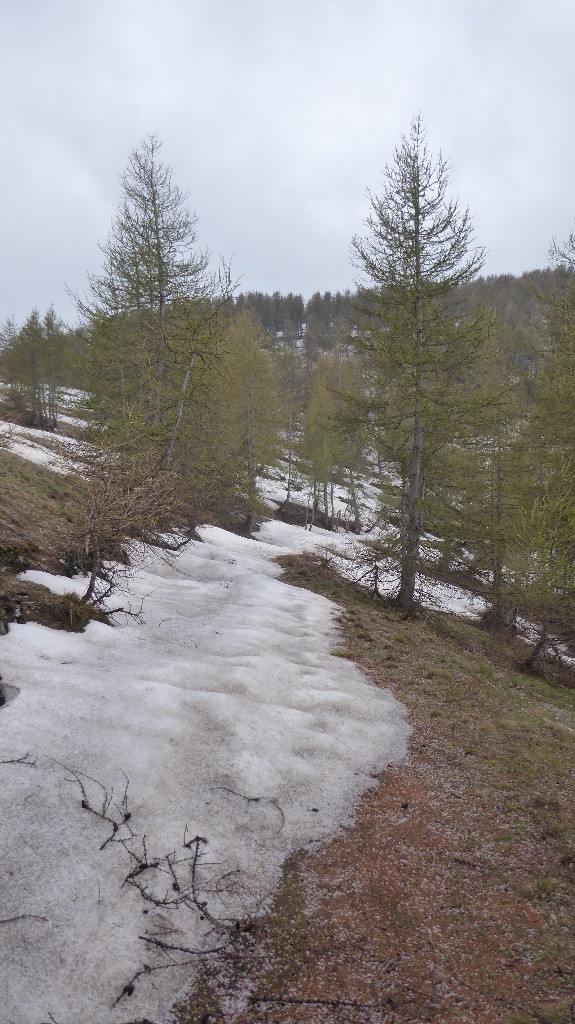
[510,230,575,662]
[3,308,69,428]
[301,355,342,527]
[197,311,281,531]
[438,317,525,628]
[300,350,367,531]
[351,116,484,610]
[79,134,229,466]
[272,330,306,510]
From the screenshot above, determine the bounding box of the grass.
[0,450,106,630]
[0,450,84,570]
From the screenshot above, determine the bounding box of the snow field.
[0,523,409,1024]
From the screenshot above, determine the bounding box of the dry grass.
[174,553,575,1024]
[0,451,106,630]
[0,450,83,571]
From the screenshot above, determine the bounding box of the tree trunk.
[398,405,423,611]
[398,192,423,613]
[522,620,550,673]
[349,469,362,534]
[286,411,293,507]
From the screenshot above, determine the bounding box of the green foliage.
[197,310,282,527]
[507,234,575,662]
[1,307,70,428]
[78,135,229,465]
[351,116,485,608]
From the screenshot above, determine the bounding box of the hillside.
[1,421,575,1024]
[0,438,409,1023]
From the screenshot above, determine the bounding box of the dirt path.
[175,554,575,1024]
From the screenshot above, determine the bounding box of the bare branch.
[0,752,38,768]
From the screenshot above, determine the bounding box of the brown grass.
[0,451,106,630]
[0,450,83,571]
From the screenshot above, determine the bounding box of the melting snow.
[0,523,409,1024]
[0,420,90,475]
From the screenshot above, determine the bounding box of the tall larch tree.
[351,116,484,611]
[79,134,229,467]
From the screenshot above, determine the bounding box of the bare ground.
[174,553,575,1024]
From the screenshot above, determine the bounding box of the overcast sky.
[2,0,575,325]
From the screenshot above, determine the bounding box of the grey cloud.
[2,0,575,324]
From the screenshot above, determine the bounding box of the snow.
[58,413,89,429]
[0,420,89,475]
[257,520,487,620]
[20,570,87,597]
[257,517,353,553]
[0,422,70,474]
[0,523,409,1024]
[59,388,90,410]
[258,466,382,529]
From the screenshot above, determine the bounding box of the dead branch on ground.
[0,751,38,767]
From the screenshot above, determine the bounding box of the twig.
[452,855,489,870]
[449,974,558,1023]
[214,786,285,830]
[0,751,38,767]
[138,934,227,956]
[122,831,224,925]
[51,760,135,848]
[21,761,241,1008]
[113,949,228,1008]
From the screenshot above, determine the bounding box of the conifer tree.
[183,311,281,531]
[79,134,229,467]
[351,116,484,610]
[272,332,306,510]
[438,317,524,627]
[3,308,69,428]
[301,350,367,531]
[510,228,575,662]
[218,311,281,530]
[301,355,342,527]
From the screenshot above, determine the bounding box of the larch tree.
[510,225,575,664]
[71,135,233,580]
[187,310,281,532]
[300,350,367,531]
[3,308,69,429]
[79,134,230,467]
[301,355,342,527]
[351,116,484,611]
[272,330,306,511]
[438,316,525,629]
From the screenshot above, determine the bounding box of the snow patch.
[0,523,409,1024]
